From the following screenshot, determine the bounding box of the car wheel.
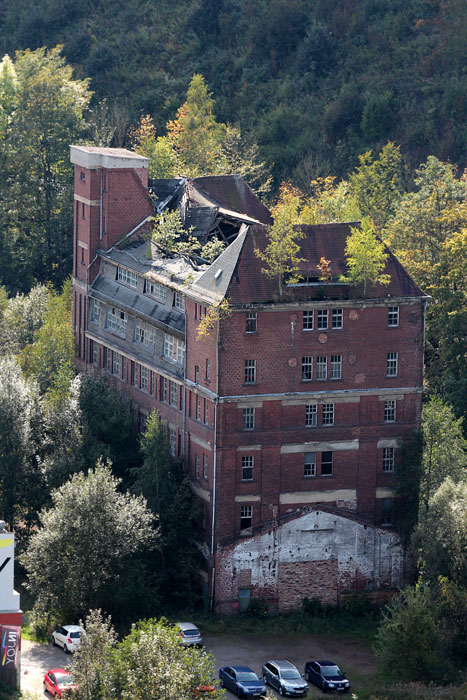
[263,675,268,686]
[43,682,47,694]
[321,680,327,693]
[279,685,285,696]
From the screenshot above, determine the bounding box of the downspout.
[210,315,220,612]
[182,303,187,459]
[99,168,103,240]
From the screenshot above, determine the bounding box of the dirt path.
[20,633,376,696]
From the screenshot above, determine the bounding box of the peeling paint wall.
[215,509,403,613]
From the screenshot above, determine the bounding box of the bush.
[302,596,323,616]
[244,598,269,618]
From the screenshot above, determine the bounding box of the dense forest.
[0,0,466,185]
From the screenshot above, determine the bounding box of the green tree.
[71,609,117,700]
[101,618,222,700]
[21,462,158,620]
[0,46,90,293]
[255,182,305,296]
[130,114,175,179]
[340,219,390,296]
[132,411,202,608]
[416,477,467,587]
[0,284,49,357]
[419,397,466,512]
[348,143,405,231]
[394,431,423,545]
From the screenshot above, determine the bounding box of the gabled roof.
[190,175,272,226]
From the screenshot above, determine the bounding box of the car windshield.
[56,674,73,686]
[281,670,301,680]
[69,632,80,639]
[182,629,200,636]
[322,666,343,679]
[237,672,259,682]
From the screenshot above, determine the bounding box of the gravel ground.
[21,632,376,697]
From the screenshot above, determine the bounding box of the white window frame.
[90,298,101,324]
[246,312,257,333]
[170,381,178,406]
[243,407,255,431]
[134,321,156,350]
[330,354,342,380]
[112,351,120,376]
[140,366,149,392]
[174,291,184,309]
[117,266,138,289]
[106,306,127,335]
[388,306,399,327]
[196,394,201,421]
[316,356,327,381]
[322,403,334,425]
[240,505,252,529]
[145,279,168,301]
[302,356,313,381]
[303,310,314,331]
[317,309,328,330]
[384,400,396,422]
[305,404,317,427]
[382,447,395,472]
[241,456,254,481]
[387,352,398,377]
[332,308,343,329]
[244,359,256,384]
[304,452,316,477]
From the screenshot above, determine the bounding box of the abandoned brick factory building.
[71,146,426,613]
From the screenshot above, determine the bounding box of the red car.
[43,668,77,697]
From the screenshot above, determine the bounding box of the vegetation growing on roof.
[150,209,227,267]
[340,219,390,296]
[196,299,232,340]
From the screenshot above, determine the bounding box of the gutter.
[210,315,220,612]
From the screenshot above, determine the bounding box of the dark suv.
[304,660,350,693]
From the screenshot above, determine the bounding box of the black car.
[304,660,350,694]
[219,666,266,698]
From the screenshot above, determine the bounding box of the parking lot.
[21,632,376,696]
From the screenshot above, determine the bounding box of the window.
[195,455,200,479]
[381,498,394,526]
[134,321,156,350]
[243,407,255,430]
[246,312,257,333]
[303,310,314,331]
[81,202,85,219]
[169,428,177,457]
[90,298,101,324]
[117,267,138,289]
[304,452,316,477]
[162,376,168,402]
[305,404,317,427]
[205,359,210,382]
[163,334,174,359]
[194,365,199,383]
[163,335,185,364]
[388,306,399,327]
[92,341,98,365]
[105,348,111,372]
[241,456,254,481]
[317,310,328,330]
[176,339,185,364]
[145,279,167,300]
[112,351,121,376]
[174,291,184,309]
[106,307,127,335]
[80,171,85,182]
[322,403,334,425]
[245,359,256,384]
[387,352,398,377]
[382,447,395,472]
[316,356,327,380]
[204,398,209,425]
[203,454,208,479]
[384,400,396,422]
[321,451,333,475]
[332,308,343,329]
[302,356,313,381]
[170,381,178,406]
[121,357,126,380]
[132,363,139,387]
[240,505,252,529]
[330,355,342,380]
[196,394,201,421]
[141,366,149,392]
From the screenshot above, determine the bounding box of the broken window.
[117,266,138,289]
[244,359,256,384]
[321,451,333,475]
[304,452,316,477]
[381,497,394,526]
[106,307,127,335]
[302,356,313,381]
[246,312,257,333]
[241,456,254,480]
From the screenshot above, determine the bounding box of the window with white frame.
[162,376,168,401]
[332,308,343,329]
[240,505,252,529]
[241,456,254,480]
[381,497,394,525]
[387,352,398,377]
[134,321,156,350]
[174,291,184,309]
[204,398,209,424]
[303,310,314,331]
[122,356,126,380]
[195,365,199,383]
[302,356,313,381]
[169,427,177,457]
[317,309,328,330]
[316,355,327,380]
[105,348,111,372]
[112,351,120,376]
[330,354,342,380]
[382,447,395,472]
[176,339,185,364]
[196,394,201,421]
[141,366,149,392]
[170,381,178,406]
[244,359,256,384]
[117,266,138,289]
[321,451,333,475]
[145,279,168,301]
[384,400,396,422]
[322,403,334,425]
[205,359,211,381]
[304,452,316,477]
[305,404,317,427]
[246,312,257,333]
[106,307,127,335]
[163,334,174,359]
[203,454,208,479]
[132,363,139,387]
[90,298,101,324]
[91,340,98,365]
[195,455,200,478]
[388,306,399,327]
[243,407,255,430]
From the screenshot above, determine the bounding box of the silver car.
[51,624,84,653]
[176,621,203,647]
[262,660,308,696]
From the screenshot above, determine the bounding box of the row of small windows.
[240,498,394,530]
[239,448,395,484]
[115,267,185,309]
[301,355,342,381]
[241,399,398,431]
[244,307,400,333]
